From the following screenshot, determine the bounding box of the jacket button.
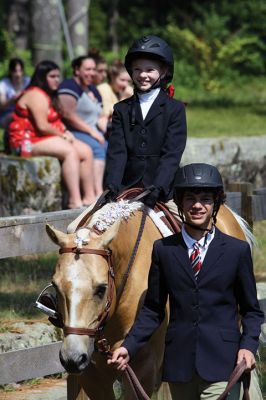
[141,141,146,147]
[141,128,146,134]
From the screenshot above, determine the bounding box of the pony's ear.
[67,203,96,233]
[46,224,69,247]
[100,221,120,247]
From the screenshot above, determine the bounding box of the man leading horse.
[108,163,264,400]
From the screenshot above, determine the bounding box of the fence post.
[227,182,253,230]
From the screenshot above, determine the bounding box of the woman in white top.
[0,57,30,128]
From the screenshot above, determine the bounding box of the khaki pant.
[165,199,179,220]
[168,373,240,400]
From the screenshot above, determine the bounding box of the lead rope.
[125,358,250,400]
[217,359,251,400]
[97,338,151,400]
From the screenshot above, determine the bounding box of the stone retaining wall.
[0,155,62,217]
[0,136,265,217]
[182,136,266,188]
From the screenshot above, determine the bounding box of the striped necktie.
[190,243,202,278]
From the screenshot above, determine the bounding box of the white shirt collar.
[181,224,215,250]
[137,87,160,103]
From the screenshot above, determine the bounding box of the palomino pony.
[45,198,259,400]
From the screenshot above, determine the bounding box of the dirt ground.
[0,377,67,400]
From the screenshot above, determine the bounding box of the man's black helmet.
[174,163,225,224]
[125,35,174,84]
[174,163,224,189]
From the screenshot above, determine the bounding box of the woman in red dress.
[8,60,95,209]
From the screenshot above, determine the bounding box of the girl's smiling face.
[131,58,165,91]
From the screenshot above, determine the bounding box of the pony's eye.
[94,284,107,299]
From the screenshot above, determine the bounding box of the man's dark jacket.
[123,229,264,383]
[104,89,187,201]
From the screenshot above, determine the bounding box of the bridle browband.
[59,246,115,337]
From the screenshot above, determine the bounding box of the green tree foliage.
[88,0,266,90]
[1,0,266,88]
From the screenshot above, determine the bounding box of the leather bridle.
[58,246,115,337]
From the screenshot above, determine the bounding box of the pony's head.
[46,200,142,373]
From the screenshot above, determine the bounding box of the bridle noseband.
[59,246,115,337]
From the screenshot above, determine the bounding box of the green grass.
[186,104,266,137]
[0,253,56,321]
[174,76,266,137]
[175,76,266,107]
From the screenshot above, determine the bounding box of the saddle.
[117,187,181,235]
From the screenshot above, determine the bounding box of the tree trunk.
[66,0,89,56]
[7,0,30,50]
[107,0,119,53]
[31,0,62,67]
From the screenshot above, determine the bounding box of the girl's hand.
[62,130,75,143]
[91,130,105,145]
[97,115,108,133]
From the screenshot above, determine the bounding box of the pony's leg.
[67,374,90,400]
[78,364,116,400]
[243,369,263,400]
[155,383,172,400]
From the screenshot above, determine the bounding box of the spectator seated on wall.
[8,60,96,209]
[58,55,108,198]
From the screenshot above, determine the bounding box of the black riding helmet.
[125,35,174,86]
[174,163,224,189]
[173,163,226,225]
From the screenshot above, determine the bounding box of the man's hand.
[107,346,130,371]
[237,349,256,370]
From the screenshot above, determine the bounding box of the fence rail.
[0,183,265,399]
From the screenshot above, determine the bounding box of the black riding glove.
[143,186,161,209]
[104,184,120,203]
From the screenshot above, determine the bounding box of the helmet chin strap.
[183,221,214,232]
[135,75,162,94]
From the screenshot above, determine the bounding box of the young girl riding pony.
[104,34,187,208]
